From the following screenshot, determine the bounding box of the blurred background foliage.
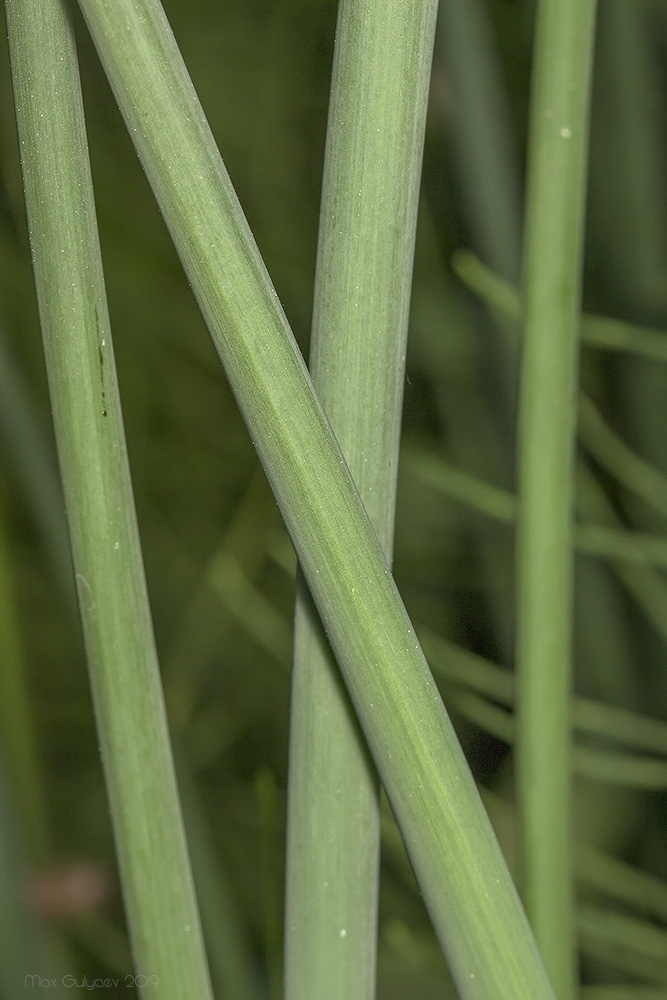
[0,0,667,996]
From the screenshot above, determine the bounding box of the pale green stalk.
[4,1,211,996]
[75,0,554,994]
[517,0,597,994]
[285,2,437,998]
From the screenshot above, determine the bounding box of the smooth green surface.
[4,1,212,996]
[74,0,554,995]
[284,3,437,998]
[517,0,597,994]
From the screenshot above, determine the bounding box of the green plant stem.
[517,0,597,994]
[75,1,555,995]
[284,2,437,998]
[4,2,212,996]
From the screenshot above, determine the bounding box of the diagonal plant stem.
[3,1,212,997]
[74,0,555,995]
[516,0,597,995]
[284,2,437,998]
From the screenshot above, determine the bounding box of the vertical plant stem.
[3,2,212,996]
[516,0,597,995]
[74,1,556,994]
[284,2,437,998]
